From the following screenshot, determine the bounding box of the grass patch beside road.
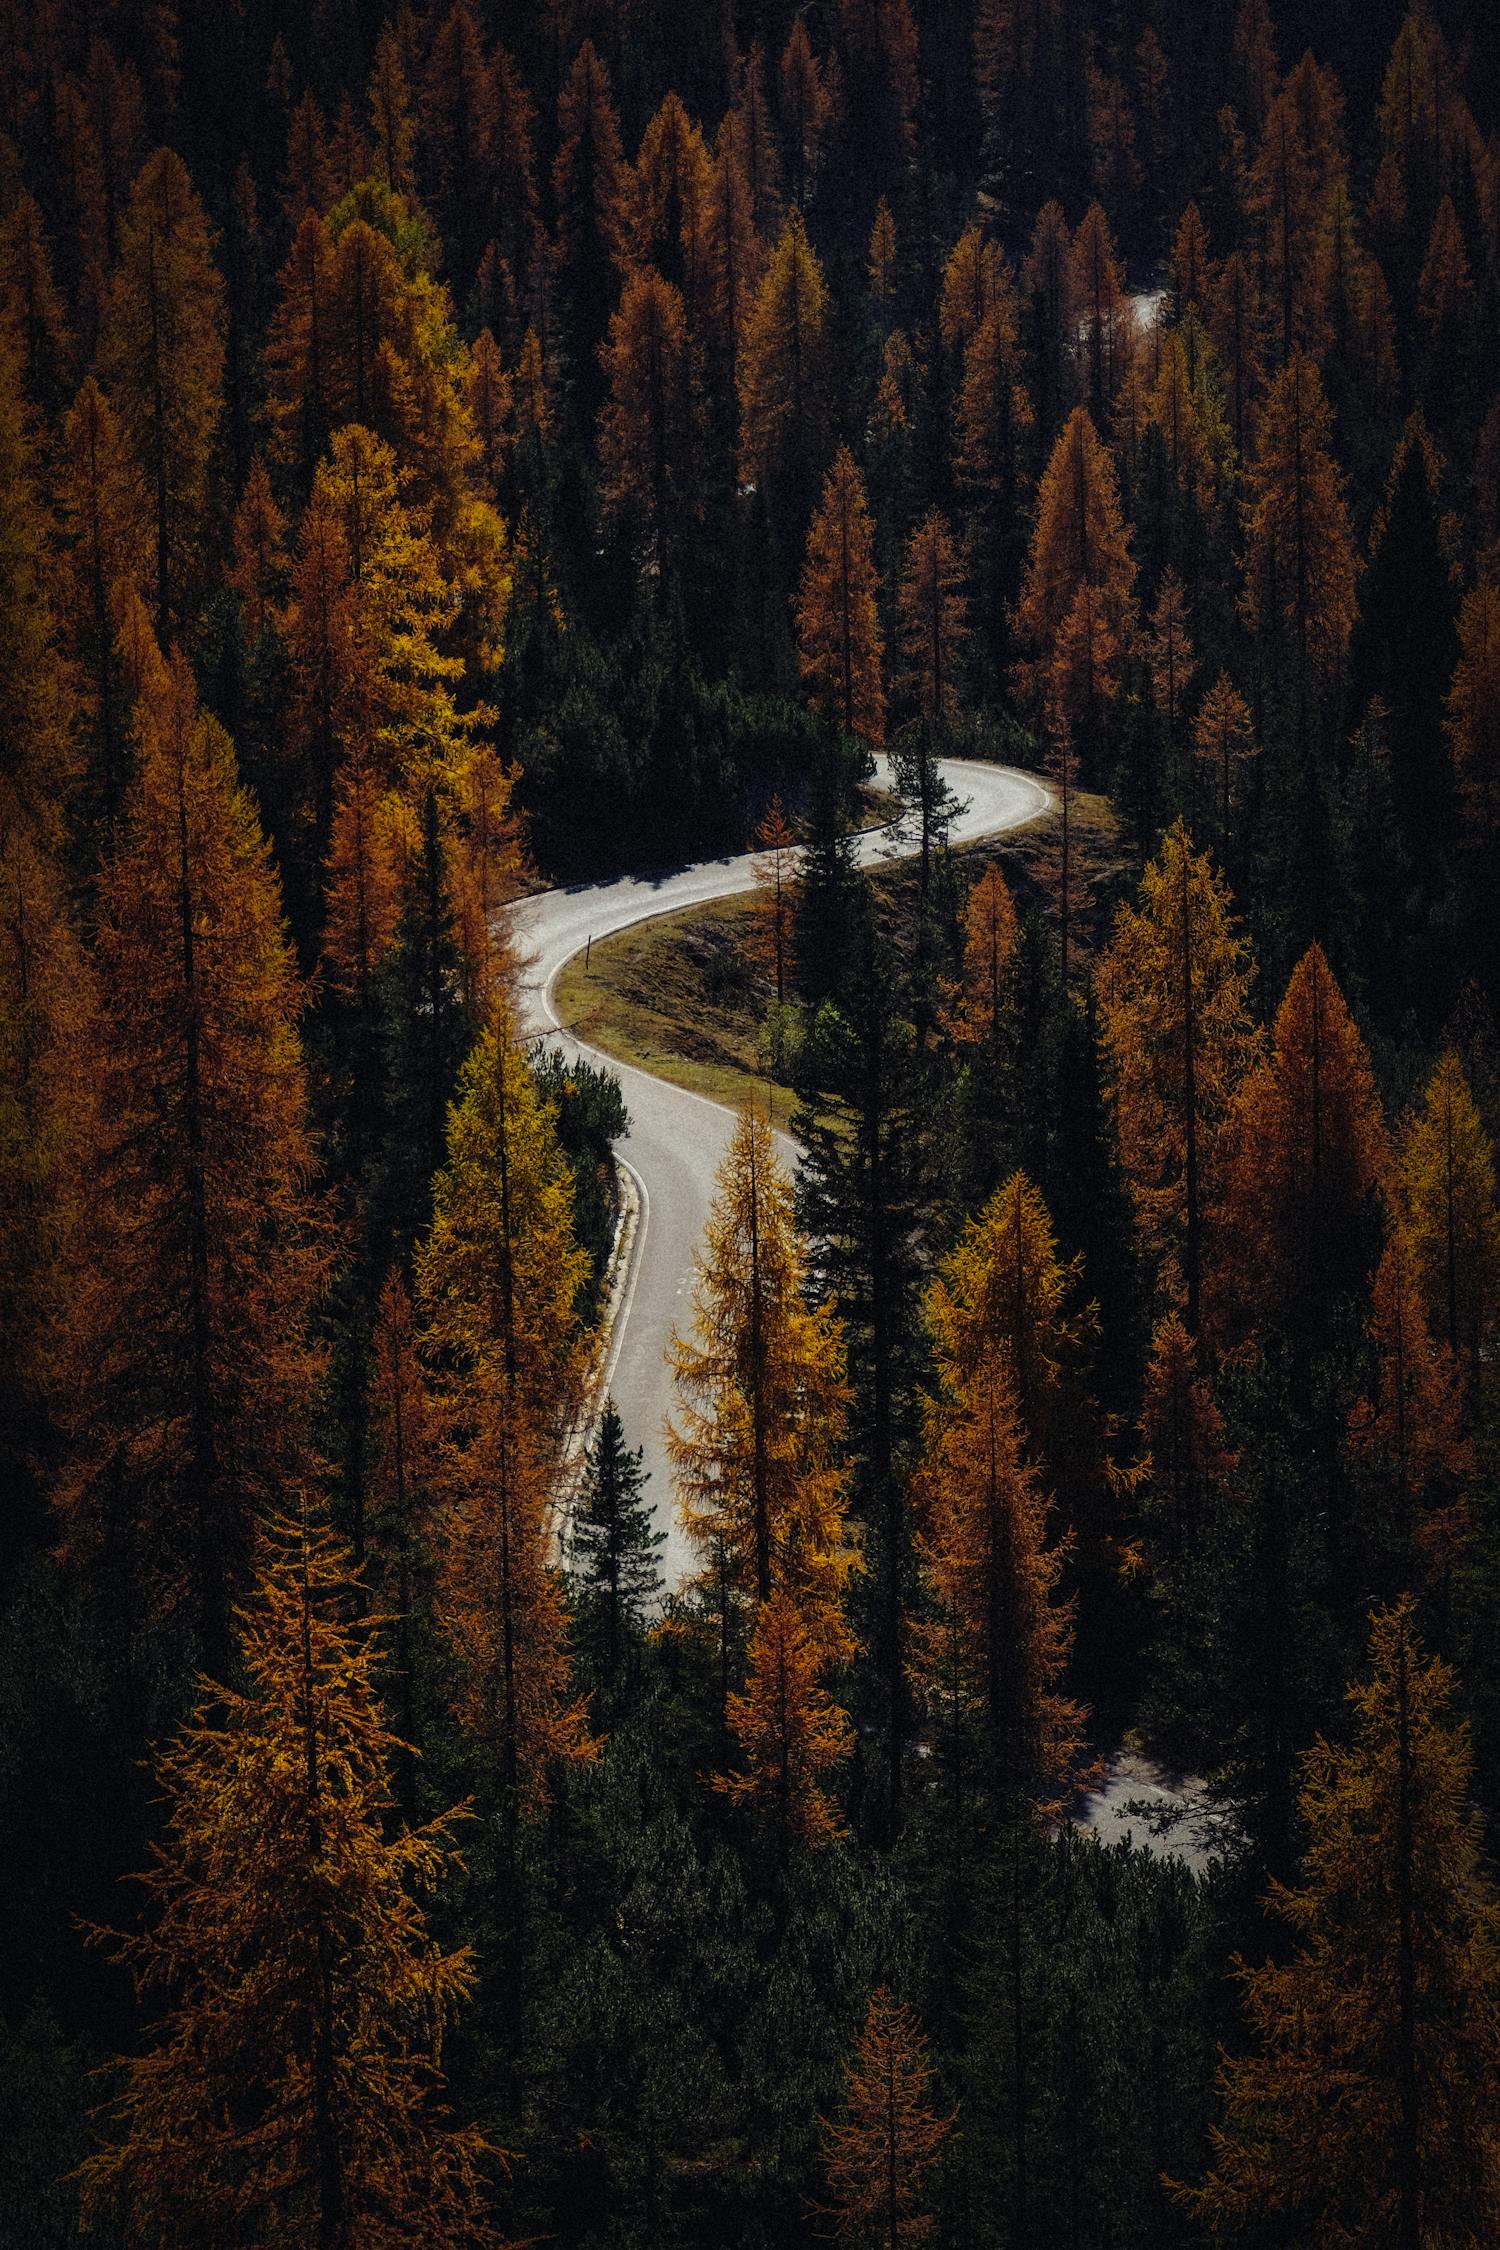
[554,892,795,1129]
[552,784,1119,1128]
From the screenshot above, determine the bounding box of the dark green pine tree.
[1048,991,1142,1414]
[1347,416,1459,874]
[794,902,927,1838]
[791,745,869,1013]
[570,1403,664,1710]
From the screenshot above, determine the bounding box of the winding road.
[512,756,1224,1867]
[512,756,1050,1581]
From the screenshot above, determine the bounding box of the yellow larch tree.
[78,1514,503,2247]
[1096,821,1258,1332]
[914,1351,1083,1814]
[669,1108,856,1649]
[927,1170,1082,1455]
[819,1989,954,2243]
[796,444,886,747]
[738,205,831,507]
[1401,1051,1500,1395]
[1176,1600,1500,2245]
[417,1002,594,1797]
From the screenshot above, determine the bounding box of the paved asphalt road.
[511,755,1050,1582]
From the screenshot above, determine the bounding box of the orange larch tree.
[623,92,715,329]
[895,509,967,734]
[1240,351,1357,733]
[1348,1217,1469,1574]
[714,1585,854,1852]
[1015,405,1136,696]
[0,329,77,838]
[941,862,1019,1048]
[670,1109,855,1651]
[1192,671,1258,853]
[796,445,886,747]
[746,794,798,1009]
[78,646,325,1674]
[1096,820,1259,1332]
[938,222,1001,358]
[0,813,105,1512]
[819,1989,954,2243]
[57,374,147,829]
[914,1350,1084,1814]
[598,267,696,578]
[1068,200,1131,427]
[778,17,829,207]
[1219,943,1390,1344]
[953,283,1034,666]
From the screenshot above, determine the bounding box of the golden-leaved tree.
[915,1176,1087,1810]
[1239,351,1357,732]
[796,445,886,748]
[73,645,325,1675]
[715,1585,854,1851]
[670,1108,855,1650]
[1177,1600,1500,2244]
[940,862,1018,1049]
[1219,943,1390,1344]
[79,1514,503,2247]
[1402,1050,1500,1397]
[1015,405,1136,690]
[914,1356,1083,1814]
[1096,820,1258,1333]
[819,1989,954,2243]
[417,1000,594,1798]
[738,205,830,521]
[1347,1217,1469,1574]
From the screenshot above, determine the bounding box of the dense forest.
[2,0,1500,2240]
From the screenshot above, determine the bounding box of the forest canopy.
[2,0,1499,2242]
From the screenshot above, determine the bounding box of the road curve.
[511,756,1051,1579]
